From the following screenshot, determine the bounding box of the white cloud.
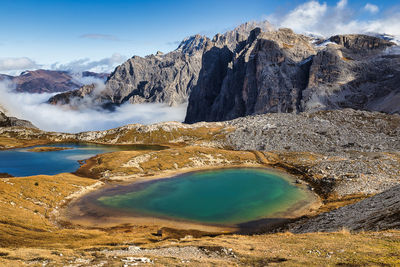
[0,80,186,133]
[268,0,399,38]
[0,57,39,72]
[273,1,328,33]
[336,0,347,9]
[80,34,120,41]
[51,53,127,73]
[364,3,379,14]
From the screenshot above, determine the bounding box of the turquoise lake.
[0,143,166,177]
[96,168,309,225]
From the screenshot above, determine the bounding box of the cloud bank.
[0,57,39,72]
[364,3,379,14]
[267,0,400,39]
[51,53,127,74]
[0,53,126,76]
[0,80,186,133]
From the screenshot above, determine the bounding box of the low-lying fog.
[0,80,187,133]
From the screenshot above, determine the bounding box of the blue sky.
[0,0,399,73]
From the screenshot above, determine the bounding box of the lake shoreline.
[60,165,321,233]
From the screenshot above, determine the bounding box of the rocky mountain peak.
[176,34,209,55]
[329,34,396,52]
[231,20,274,36]
[212,20,274,50]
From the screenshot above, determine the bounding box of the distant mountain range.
[0,69,109,94]
[7,20,400,122]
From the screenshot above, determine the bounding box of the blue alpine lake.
[0,143,166,177]
[95,168,310,225]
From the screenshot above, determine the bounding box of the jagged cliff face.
[185,28,316,122]
[102,21,274,107]
[48,21,274,107]
[185,30,399,123]
[104,35,207,106]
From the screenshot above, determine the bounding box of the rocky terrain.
[288,184,400,233]
[0,69,108,94]
[0,111,36,128]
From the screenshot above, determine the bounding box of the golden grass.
[0,174,158,250]
[76,146,261,179]
[0,136,49,150]
[27,147,73,152]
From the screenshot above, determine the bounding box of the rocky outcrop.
[288,185,400,233]
[47,84,98,106]
[49,21,274,107]
[0,111,36,128]
[185,31,399,123]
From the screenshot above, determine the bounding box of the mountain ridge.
[46,20,400,122]
[0,69,109,94]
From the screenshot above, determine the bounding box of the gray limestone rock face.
[104,34,208,106]
[48,21,274,108]
[185,28,316,123]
